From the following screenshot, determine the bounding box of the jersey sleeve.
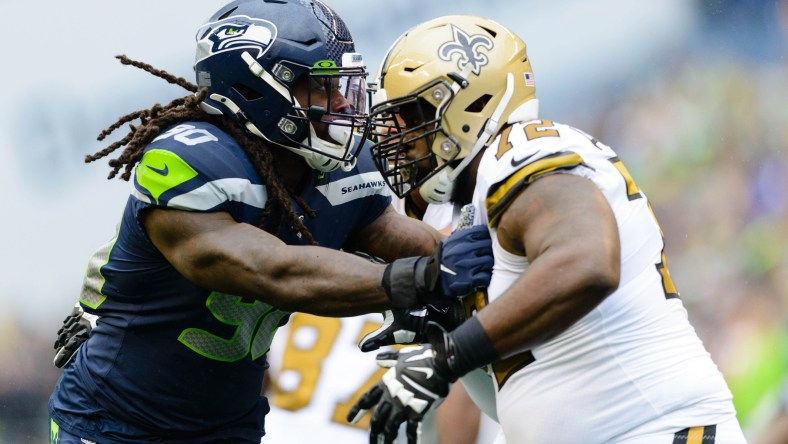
[132,122,265,214]
[485,145,586,227]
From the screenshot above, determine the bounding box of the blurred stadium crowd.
[590,0,788,434]
[0,0,785,442]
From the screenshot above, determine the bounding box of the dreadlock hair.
[86,55,317,244]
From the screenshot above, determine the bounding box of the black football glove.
[348,318,499,444]
[383,225,493,308]
[358,301,466,352]
[348,324,455,444]
[53,304,97,368]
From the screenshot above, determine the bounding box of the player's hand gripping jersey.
[49,122,391,443]
[470,120,738,442]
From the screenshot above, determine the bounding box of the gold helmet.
[368,15,538,203]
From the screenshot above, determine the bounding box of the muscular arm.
[144,208,392,316]
[344,205,443,262]
[478,173,621,357]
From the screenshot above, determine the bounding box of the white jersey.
[469,120,740,443]
[264,313,392,443]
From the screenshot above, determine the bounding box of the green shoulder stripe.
[136,149,199,205]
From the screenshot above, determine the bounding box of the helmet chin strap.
[251,119,357,173]
[417,169,454,204]
[286,89,358,172]
[288,88,357,172]
[419,72,516,204]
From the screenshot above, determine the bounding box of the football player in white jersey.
[349,15,747,444]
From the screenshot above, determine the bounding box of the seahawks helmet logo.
[195,16,278,61]
[438,25,494,76]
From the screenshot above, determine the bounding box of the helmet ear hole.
[233,84,264,101]
[464,94,492,113]
[399,98,435,127]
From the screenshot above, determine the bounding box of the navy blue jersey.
[49,122,391,443]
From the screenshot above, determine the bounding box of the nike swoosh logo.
[510,152,537,167]
[440,264,456,276]
[148,164,169,176]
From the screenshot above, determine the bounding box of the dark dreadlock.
[86,55,317,244]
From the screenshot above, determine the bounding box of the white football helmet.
[368,15,538,203]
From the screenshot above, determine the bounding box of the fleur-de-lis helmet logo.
[437,25,494,76]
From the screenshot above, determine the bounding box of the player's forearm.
[374,217,443,260]
[345,207,443,262]
[194,240,392,316]
[148,210,393,316]
[251,245,392,315]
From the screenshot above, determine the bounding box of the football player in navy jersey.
[47,2,493,443]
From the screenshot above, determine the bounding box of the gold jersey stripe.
[486,151,585,227]
[687,426,704,443]
[673,424,717,443]
[492,350,535,389]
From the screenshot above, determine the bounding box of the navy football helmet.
[195,0,368,172]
